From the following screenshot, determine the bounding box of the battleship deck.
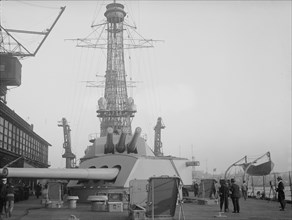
[5,196,292,220]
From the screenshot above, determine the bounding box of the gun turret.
[127,127,141,154]
[116,128,127,153]
[104,127,114,154]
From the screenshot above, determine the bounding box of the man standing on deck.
[5,179,14,218]
[35,182,42,199]
[0,178,8,219]
[193,181,199,197]
[276,176,286,211]
[241,180,248,200]
[230,178,240,213]
[219,179,229,212]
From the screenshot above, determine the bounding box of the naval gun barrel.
[116,127,127,153]
[2,167,119,180]
[105,127,114,154]
[127,127,141,153]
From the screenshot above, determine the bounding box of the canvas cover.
[129,179,148,207]
[48,182,62,201]
[145,176,180,218]
[198,179,216,199]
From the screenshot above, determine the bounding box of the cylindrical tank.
[67,196,79,209]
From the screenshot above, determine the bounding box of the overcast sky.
[2,1,291,174]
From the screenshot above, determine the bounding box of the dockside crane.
[0,5,65,103]
[58,118,76,168]
[154,117,165,156]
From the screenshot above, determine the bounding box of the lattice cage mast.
[97,3,135,137]
[72,2,154,137]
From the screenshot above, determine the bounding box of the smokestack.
[127,127,141,154]
[104,127,114,154]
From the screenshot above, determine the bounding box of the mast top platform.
[104,3,126,23]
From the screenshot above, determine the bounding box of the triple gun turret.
[104,127,141,154]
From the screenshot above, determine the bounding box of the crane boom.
[0,6,66,57]
[0,5,65,103]
[154,117,165,156]
[58,118,76,168]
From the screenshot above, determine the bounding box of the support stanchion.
[289,171,292,205]
[263,175,266,199]
[268,180,276,202]
[177,181,185,220]
[251,176,255,197]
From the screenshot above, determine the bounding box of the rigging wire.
[68,48,85,128]
[75,47,94,148]
[136,46,160,145]
[130,1,162,139]
[127,49,133,98]
[0,0,2,26]
[122,0,138,29]
[69,4,108,143]
[123,0,162,143]
[67,1,161,151]
[91,0,105,27]
[72,50,90,146]
[69,41,106,157]
[0,1,64,56]
[0,1,3,48]
[1,1,61,29]
[65,47,81,158]
[16,1,60,10]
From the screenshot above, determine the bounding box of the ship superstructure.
[66,1,195,201]
[1,1,196,204]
